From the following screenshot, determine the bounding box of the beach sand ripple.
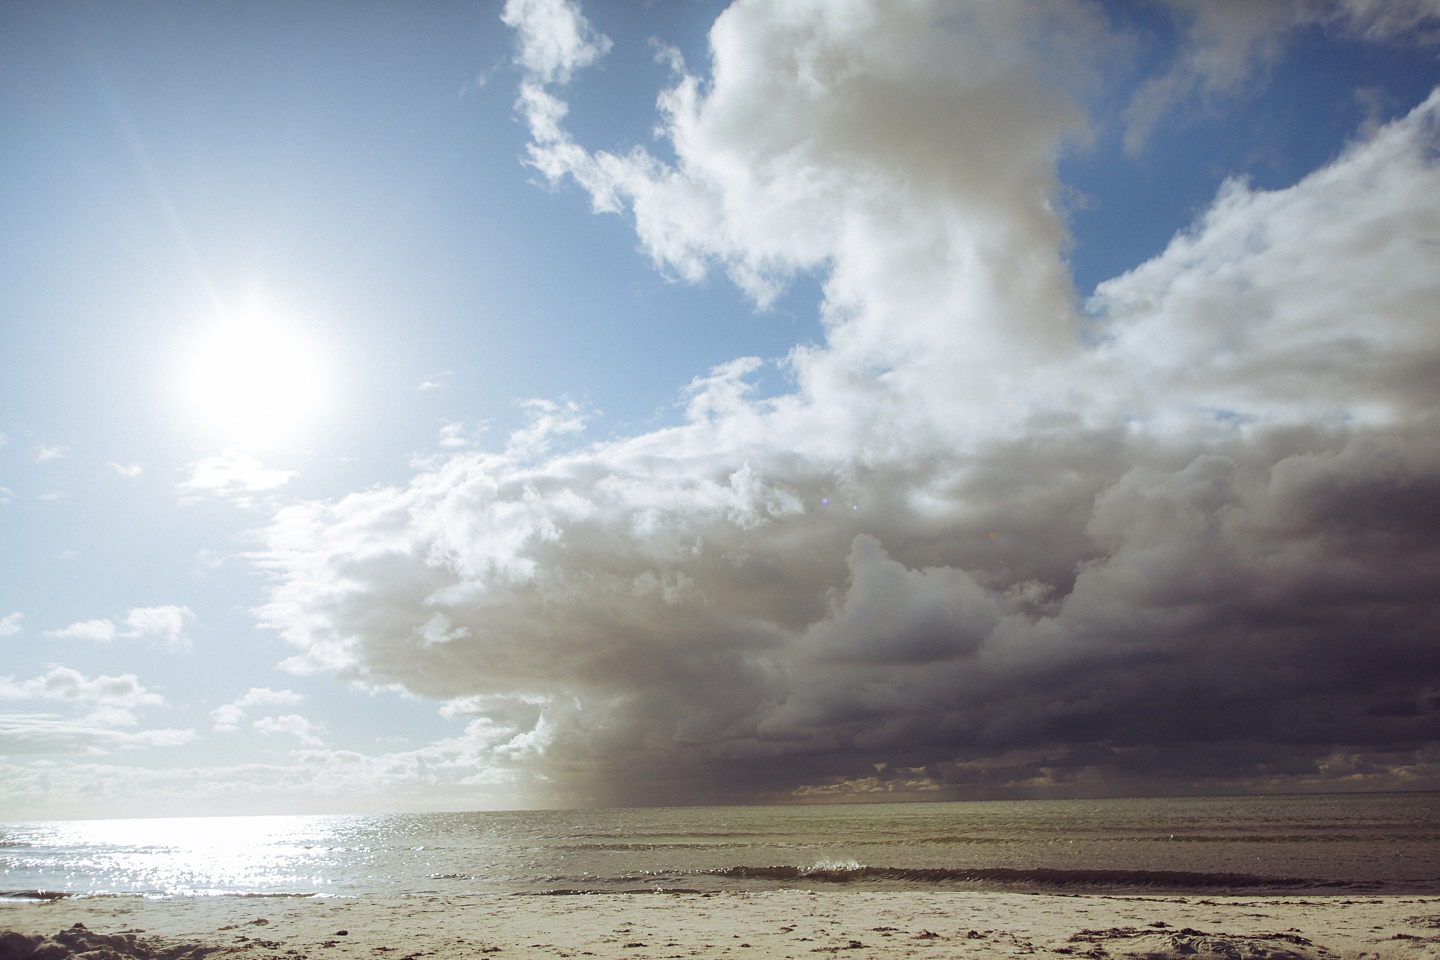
[5,892,1440,960]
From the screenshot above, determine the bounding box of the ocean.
[3,793,1438,900]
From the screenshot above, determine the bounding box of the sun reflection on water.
[7,815,348,897]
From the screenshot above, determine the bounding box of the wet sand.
[5,891,1440,960]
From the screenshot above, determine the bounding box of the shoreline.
[6,890,1440,960]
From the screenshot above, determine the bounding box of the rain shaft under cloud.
[258,0,1440,807]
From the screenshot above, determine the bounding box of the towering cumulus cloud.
[260,0,1440,805]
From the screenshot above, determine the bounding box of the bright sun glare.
[182,303,327,449]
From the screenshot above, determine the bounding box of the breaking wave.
[0,890,74,902]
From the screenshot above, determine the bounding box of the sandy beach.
[5,891,1440,960]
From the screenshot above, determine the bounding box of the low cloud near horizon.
[257,0,1440,807]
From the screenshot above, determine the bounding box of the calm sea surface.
[3,793,1438,899]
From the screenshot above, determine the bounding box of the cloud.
[0,715,197,755]
[1087,96,1440,433]
[0,666,189,755]
[502,0,612,86]
[211,687,305,731]
[255,2,1440,806]
[252,713,323,747]
[42,607,195,649]
[509,0,1100,329]
[417,370,453,391]
[1122,0,1440,153]
[0,719,535,818]
[439,422,467,447]
[178,451,296,503]
[109,461,144,478]
[32,444,67,463]
[0,665,165,709]
[1312,0,1440,41]
[209,704,245,730]
[0,612,21,637]
[236,687,305,708]
[1120,1,1293,155]
[43,619,118,643]
[123,605,195,651]
[439,420,489,449]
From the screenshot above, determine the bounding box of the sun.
[180,301,327,450]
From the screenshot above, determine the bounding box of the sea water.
[3,793,1438,899]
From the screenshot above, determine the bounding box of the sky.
[2,0,1440,820]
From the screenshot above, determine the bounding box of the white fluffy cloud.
[43,619,118,643]
[252,713,323,748]
[0,612,21,637]
[1090,89,1440,429]
[124,605,195,651]
[178,452,296,503]
[211,690,323,751]
[254,0,1440,805]
[502,0,611,85]
[512,0,1097,384]
[42,606,195,650]
[211,687,305,731]
[0,666,192,755]
[0,665,165,709]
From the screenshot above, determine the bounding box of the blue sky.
[3,0,1440,819]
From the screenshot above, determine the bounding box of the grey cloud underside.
[260,0,1440,806]
[263,416,1440,804]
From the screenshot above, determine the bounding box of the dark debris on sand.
[0,923,233,960]
[1061,925,1334,960]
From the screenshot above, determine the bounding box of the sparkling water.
[3,793,1438,899]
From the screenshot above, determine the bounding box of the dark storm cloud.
[257,0,1440,806]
